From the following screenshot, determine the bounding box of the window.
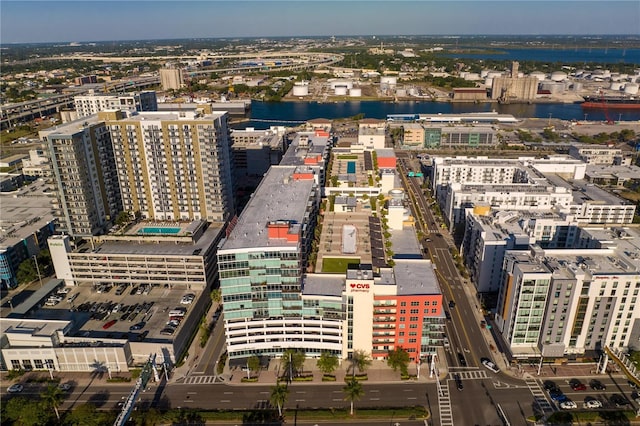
[34,359,44,369]
[424,301,430,306]
[11,360,20,370]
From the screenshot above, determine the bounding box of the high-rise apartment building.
[495,244,640,358]
[74,91,158,118]
[104,110,235,222]
[39,114,122,237]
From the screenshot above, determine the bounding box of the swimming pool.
[347,161,356,174]
[137,227,181,235]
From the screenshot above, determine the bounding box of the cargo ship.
[581,95,640,109]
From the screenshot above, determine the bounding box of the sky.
[1,1,639,44]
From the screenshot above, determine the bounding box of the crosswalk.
[525,377,555,416]
[182,375,224,385]
[450,370,488,380]
[438,380,454,426]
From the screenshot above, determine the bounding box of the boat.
[581,95,640,109]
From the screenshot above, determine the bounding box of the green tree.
[281,349,306,381]
[350,349,372,377]
[130,407,163,426]
[269,383,289,417]
[41,383,65,420]
[2,397,49,425]
[115,211,131,227]
[386,347,411,376]
[16,257,37,284]
[210,288,222,304]
[247,355,261,378]
[64,403,116,425]
[316,351,339,376]
[343,377,365,415]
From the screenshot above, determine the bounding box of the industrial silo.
[292,81,309,97]
[550,71,568,82]
[335,85,348,96]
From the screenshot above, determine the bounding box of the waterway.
[444,47,640,64]
[235,100,640,129]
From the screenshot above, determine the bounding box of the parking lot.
[32,282,203,342]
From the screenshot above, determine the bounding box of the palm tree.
[41,384,64,420]
[269,383,289,417]
[343,377,364,415]
[350,349,372,378]
[210,288,221,304]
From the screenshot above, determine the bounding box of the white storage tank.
[349,88,362,97]
[334,85,348,96]
[550,71,568,82]
[530,71,546,81]
[484,78,493,88]
[540,81,565,94]
[487,71,503,79]
[624,83,639,95]
[330,79,353,90]
[610,82,623,91]
[572,82,583,91]
[292,82,309,97]
[396,88,407,97]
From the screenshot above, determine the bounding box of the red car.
[102,320,117,330]
[570,379,587,391]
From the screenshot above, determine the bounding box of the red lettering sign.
[350,283,370,289]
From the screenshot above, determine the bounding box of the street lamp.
[33,255,43,288]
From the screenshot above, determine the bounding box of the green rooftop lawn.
[322,257,360,273]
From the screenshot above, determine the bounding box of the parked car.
[102,320,117,330]
[7,384,23,393]
[129,322,146,331]
[543,380,559,392]
[550,390,567,402]
[159,327,175,335]
[610,394,631,407]
[180,294,195,305]
[589,379,606,391]
[560,400,577,410]
[481,357,500,373]
[584,398,602,409]
[58,383,71,392]
[569,379,587,391]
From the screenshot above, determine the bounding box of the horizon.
[1,1,639,44]
[4,33,640,46]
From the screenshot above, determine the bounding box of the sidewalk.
[219,358,445,386]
